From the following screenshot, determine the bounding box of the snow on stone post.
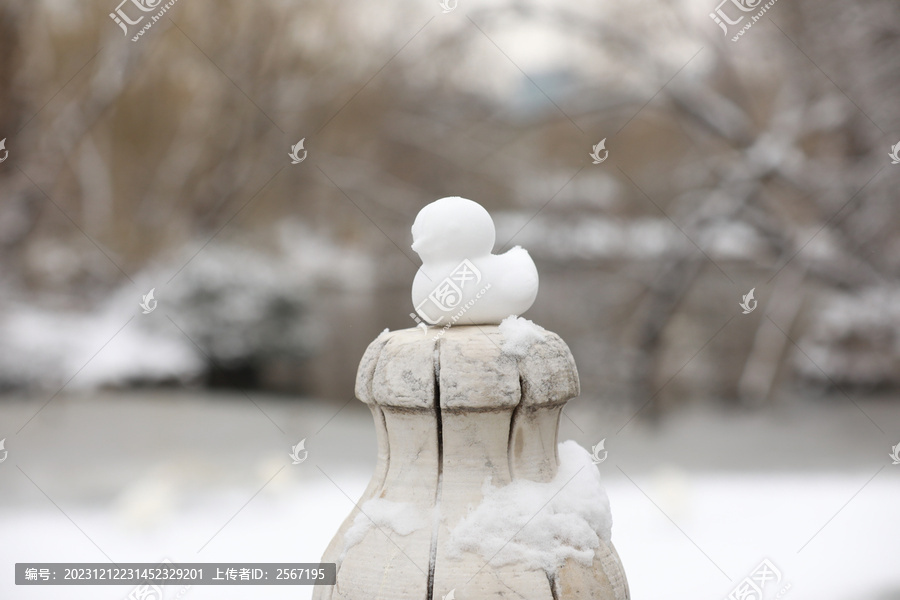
[313,198,629,600]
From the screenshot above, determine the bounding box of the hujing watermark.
[412,259,491,340]
[290,439,308,465]
[140,288,157,314]
[710,0,780,42]
[109,0,182,42]
[888,142,900,165]
[289,139,307,164]
[428,283,490,340]
[590,139,608,164]
[591,439,608,465]
[739,288,757,314]
[123,559,192,600]
[725,558,790,600]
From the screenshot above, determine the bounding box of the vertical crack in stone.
[507,375,526,481]
[378,406,390,495]
[330,407,390,599]
[426,340,442,600]
[552,404,562,469]
[546,571,560,600]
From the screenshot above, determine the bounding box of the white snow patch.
[4,469,900,599]
[276,220,375,291]
[703,221,767,259]
[447,440,612,574]
[0,306,203,389]
[0,221,376,390]
[798,286,900,385]
[341,498,430,559]
[498,315,547,357]
[492,214,770,261]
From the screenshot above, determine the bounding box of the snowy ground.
[1,391,898,599]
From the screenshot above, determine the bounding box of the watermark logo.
[415,259,482,325]
[110,0,179,41]
[110,0,154,35]
[409,313,430,336]
[289,139,307,164]
[412,259,492,339]
[125,582,164,600]
[442,589,456,600]
[0,138,8,163]
[710,0,757,34]
[439,0,457,12]
[740,288,757,314]
[590,139,608,164]
[713,0,780,41]
[591,439,608,465]
[0,439,7,464]
[890,443,900,465]
[290,439,308,465]
[889,142,900,165]
[726,558,789,600]
[140,288,157,314]
[123,558,173,600]
[710,0,764,33]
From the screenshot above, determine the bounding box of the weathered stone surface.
[508,404,563,483]
[371,330,437,409]
[332,407,438,600]
[438,327,520,411]
[314,404,390,600]
[517,330,580,406]
[354,330,392,405]
[555,540,629,600]
[315,325,629,600]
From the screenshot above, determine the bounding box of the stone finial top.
[355,322,579,410]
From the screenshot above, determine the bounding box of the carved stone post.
[314,324,629,600]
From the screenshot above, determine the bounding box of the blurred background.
[1,0,899,598]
